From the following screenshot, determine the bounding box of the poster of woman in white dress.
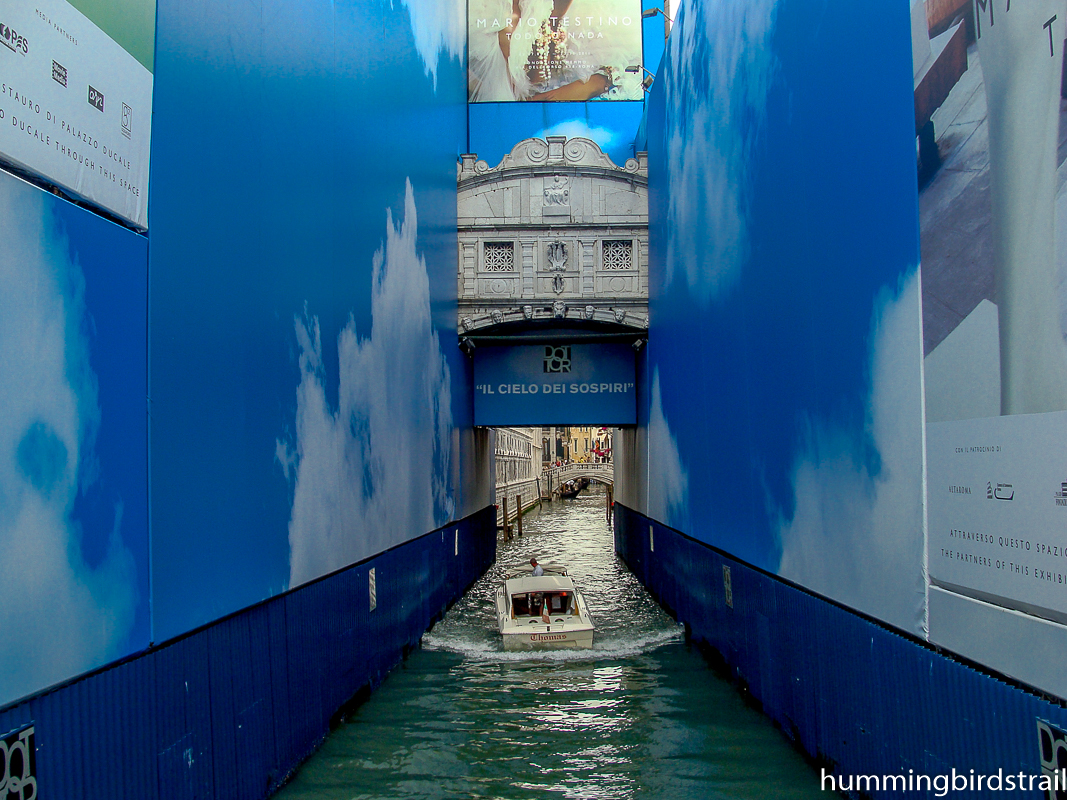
[469,0,644,102]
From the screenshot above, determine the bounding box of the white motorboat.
[494,563,595,649]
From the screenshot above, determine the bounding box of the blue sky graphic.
[0,174,147,704]
[646,0,924,630]
[149,0,466,639]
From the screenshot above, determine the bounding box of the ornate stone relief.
[546,241,567,269]
[544,175,569,206]
[547,240,568,294]
[522,305,534,320]
[553,300,567,319]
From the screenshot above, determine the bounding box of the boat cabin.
[504,574,579,619]
[511,590,574,618]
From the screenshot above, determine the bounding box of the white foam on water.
[422,625,684,664]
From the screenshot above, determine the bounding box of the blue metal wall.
[0,507,494,799]
[615,503,1067,798]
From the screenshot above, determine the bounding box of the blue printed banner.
[474,343,636,425]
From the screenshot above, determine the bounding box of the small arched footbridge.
[543,462,614,490]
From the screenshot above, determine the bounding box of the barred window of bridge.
[483,242,515,272]
[602,240,632,270]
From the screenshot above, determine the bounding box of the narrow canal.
[273,484,827,799]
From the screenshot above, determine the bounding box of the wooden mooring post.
[516,494,523,537]
[501,495,511,541]
[606,485,613,523]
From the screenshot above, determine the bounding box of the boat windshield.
[511,591,574,617]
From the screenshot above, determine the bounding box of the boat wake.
[422,625,684,663]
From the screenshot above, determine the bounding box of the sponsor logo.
[121,103,132,139]
[544,345,571,373]
[987,481,1014,501]
[51,61,66,87]
[0,23,28,55]
[0,725,36,799]
[949,485,971,495]
[1055,482,1067,508]
[1038,720,1067,800]
[88,85,103,112]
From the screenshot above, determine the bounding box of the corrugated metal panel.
[615,503,1067,800]
[154,633,215,800]
[0,506,496,800]
[266,597,292,790]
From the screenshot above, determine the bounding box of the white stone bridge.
[457,136,648,335]
[543,462,614,491]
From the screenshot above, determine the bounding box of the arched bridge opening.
[465,319,642,533]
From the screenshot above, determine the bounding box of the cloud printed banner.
[279,183,455,587]
[645,0,925,633]
[148,0,467,640]
[0,172,148,705]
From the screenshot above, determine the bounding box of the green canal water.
[273,485,827,800]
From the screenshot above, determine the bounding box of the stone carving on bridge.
[613,308,626,323]
[547,241,567,270]
[522,305,534,320]
[585,305,595,320]
[462,317,474,331]
[491,310,504,324]
[507,138,551,167]
[553,300,567,319]
[547,240,568,294]
[468,136,644,173]
[544,175,570,206]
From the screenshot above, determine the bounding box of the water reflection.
[273,485,825,800]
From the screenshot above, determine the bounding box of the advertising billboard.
[921,0,1067,630]
[474,343,637,425]
[468,0,644,102]
[0,0,153,228]
[928,413,1067,625]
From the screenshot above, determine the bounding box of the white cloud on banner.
[777,270,926,635]
[280,181,454,587]
[535,120,623,154]
[397,0,465,90]
[664,0,778,303]
[647,369,690,530]
[0,182,136,705]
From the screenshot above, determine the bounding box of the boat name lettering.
[531,633,569,641]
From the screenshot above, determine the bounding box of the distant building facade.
[493,426,542,524]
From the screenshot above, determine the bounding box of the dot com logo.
[0,725,36,800]
[544,345,571,373]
